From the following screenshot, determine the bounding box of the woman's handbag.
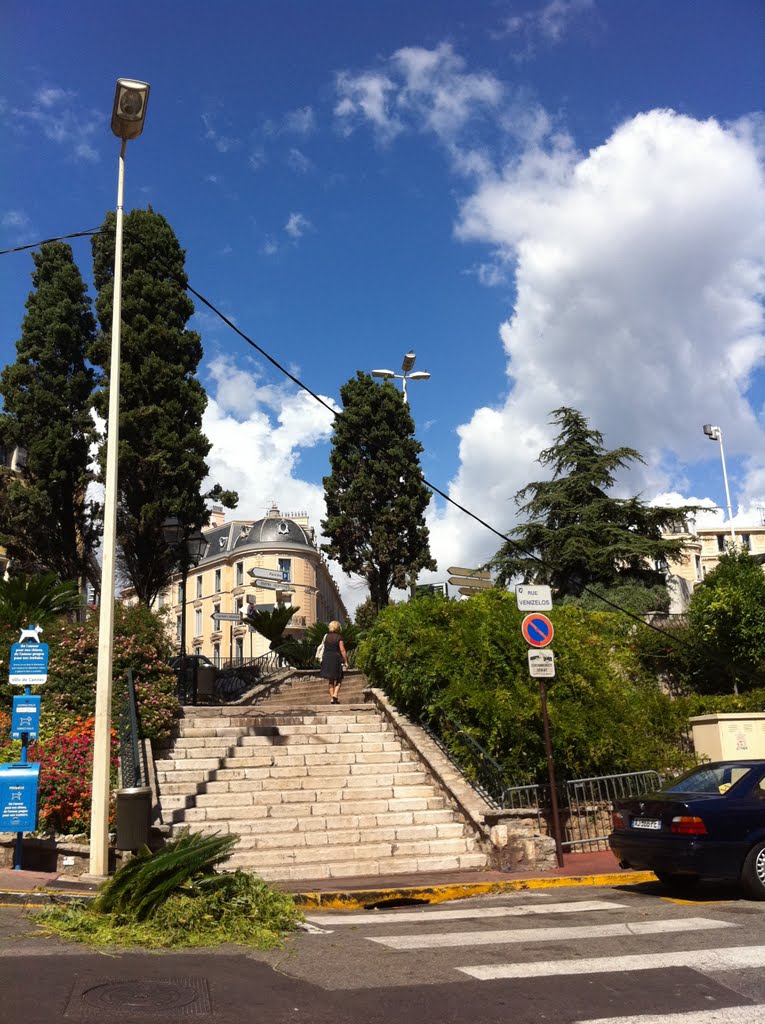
[315,638,326,662]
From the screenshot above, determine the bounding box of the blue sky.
[2,1,764,606]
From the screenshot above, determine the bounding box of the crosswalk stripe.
[577,1007,765,1024]
[305,899,628,927]
[367,916,733,950]
[459,943,765,980]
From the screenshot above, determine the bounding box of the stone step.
[172,807,460,836]
[225,850,489,881]
[177,715,380,737]
[229,821,470,850]
[155,751,419,782]
[158,768,430,795]
[220,835,479,866]
[172,794,448,823]
[156,757,422,784]
[159,778,436,810]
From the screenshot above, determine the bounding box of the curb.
[0,870,657,912]
[290,870,657,911]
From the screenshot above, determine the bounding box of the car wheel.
[741,841,765,900]
[653,871,700,892]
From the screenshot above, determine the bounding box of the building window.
[157,591,166,609]
[213,643,220,667]
[213,602,220,627]
[196,575,203,598]
[278,558,291,582]
[236,561,244,586]
[235,637,244,664]
[214,568,222,593]
[235,595,244,615]
[176,615,182,641]
[717,535,726,552]
[741,534,751,551]
[177,583,183,604]
[695,555,702,580]
[194,608,202,637]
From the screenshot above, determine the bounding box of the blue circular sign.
[521,613,554,648]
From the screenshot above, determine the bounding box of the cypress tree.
[90,207,236,605]
[322,372,435,609]
[0,241,97,585]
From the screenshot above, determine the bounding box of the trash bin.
[196,665,217,703]
[115,786,152,851]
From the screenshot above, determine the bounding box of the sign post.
[447,566,492,597]
[516,593,564,868]
[2,625,46,870]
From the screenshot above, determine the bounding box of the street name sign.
[521,613,554,648]
[9,642,49,686]
[447,566,491,580]
[528,649,555,678]
[248,567,290,582]
[515,584,552,611]
[211,611,241,622]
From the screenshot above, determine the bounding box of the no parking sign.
[521,613,554,648]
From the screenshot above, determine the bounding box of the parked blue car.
[609,760,765,899]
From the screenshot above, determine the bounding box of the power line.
[0,229,100,256]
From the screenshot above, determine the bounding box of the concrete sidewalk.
[0,849,654,910]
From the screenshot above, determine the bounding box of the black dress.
[320,631,344,680]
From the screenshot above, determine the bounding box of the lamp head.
[401,351,416,373]
[407,371,431,381]
[161,515,183,547]
[372,369,396,380]
[111,79,150,140]
[703,424,720,440]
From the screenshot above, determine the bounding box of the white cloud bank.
[427,109,765,574]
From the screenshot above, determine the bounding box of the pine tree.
[491,407,698,599]
[322,372,435,609]
[0,241,97,584]
[90,207,237,605]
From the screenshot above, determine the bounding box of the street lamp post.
[89,79,150,878]
[372,351,431,404]
[162,517,207,704]
[702,424,736,543]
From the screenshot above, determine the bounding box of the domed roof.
[250,515,312,547]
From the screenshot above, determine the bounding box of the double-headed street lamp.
[89,79,150,878]
[372,351,431,404]
[702,424,736,543]
[162,517,207,702]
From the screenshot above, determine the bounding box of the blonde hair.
[328,620,342,633]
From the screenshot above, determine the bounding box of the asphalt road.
[1,880,765,1023]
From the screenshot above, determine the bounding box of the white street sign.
[251,578,293,592]
[528,649,555,678]
[211,611,241,622]
[449,576,493,590]
[516,584,553,611]
[248,567,289,582]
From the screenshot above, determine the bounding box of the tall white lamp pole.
[372,351,431,404]
[89,79,150,877]
[702,424,736,544]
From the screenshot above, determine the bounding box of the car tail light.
[612,810,626,829]
[671,816,707,835]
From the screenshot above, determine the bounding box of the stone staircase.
[153,671,491,881]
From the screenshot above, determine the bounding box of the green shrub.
[357,591,692,784]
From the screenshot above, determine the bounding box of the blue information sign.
[0,763,40,833]
[8,642,49,686]
[11,695,41,740]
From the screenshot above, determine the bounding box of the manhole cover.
[64,976,211,1018]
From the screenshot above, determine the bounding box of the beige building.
[159,504,348,665]
[666,518,765,610]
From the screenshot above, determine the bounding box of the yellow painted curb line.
[291,870,656,911]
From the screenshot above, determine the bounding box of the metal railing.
[118,669,146,787]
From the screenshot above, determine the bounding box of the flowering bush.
[44,604,179,742]
[29,718,119,835]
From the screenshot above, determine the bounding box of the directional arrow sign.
[251,578,292,592]
[248,567,290,582]
[449,576,493,590]
[447,566,491,580]
[211,611,241,622]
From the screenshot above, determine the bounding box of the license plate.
[631,818,661,830]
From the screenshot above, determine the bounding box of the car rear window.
[661,764,754,795]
